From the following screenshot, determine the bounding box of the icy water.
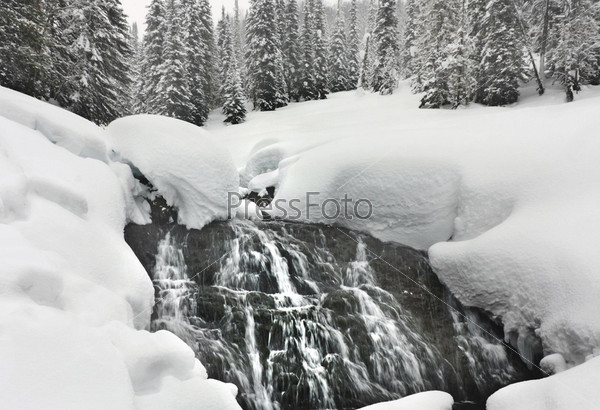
[125,220,538,410]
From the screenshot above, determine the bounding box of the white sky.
[121,0,250,32]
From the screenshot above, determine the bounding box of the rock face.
[125,220,539,410]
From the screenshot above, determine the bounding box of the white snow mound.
[108,115,239,230]
[0,86,109,161]
[359,391,453,410]
[487,356,600,410]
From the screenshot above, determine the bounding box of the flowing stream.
[125,220,538,409]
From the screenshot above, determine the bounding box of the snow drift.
[107,115,239,230]
[0,87,240,409]
[359,391,454,410]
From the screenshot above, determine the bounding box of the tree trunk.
[539,0,550,81]
[510,0,545,95]
[359,35,370,89]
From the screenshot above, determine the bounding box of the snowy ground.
[3,81,600,409]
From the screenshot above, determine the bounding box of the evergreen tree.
[358,34,371,89]
[445,0,476,108]
[0,0,51,99]
[298,0,317,100]
[156,0,193,121]
[222,17,247,124]
[417,0,456,108]
[313,0,329,99]
[138,0,167,113]
[347,0,360,87]
[52,0,133,124]
[475,0,527,106]
[197,0,218,113]
[223,63,247,124]
[371,0,400,94]
[180,0,213,125]
[402,0,420,82]
[217,8,232,104]
[360,0,378,90]
[328,4,351,92]
[547,0,600,101]
[245,0,288,110]
[232,0,244,62]
[129,22,143,113]
[282,0,303,101]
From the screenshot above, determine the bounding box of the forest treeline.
[1,0,599,125]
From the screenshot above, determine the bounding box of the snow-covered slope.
[0,87,240,409]
[208,83,600,408]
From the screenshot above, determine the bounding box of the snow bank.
[0,90,240,409]
[487,356,600,410]
[359,391,453,410]
[0,86,109,162]
[107,115,239,230]
[270,140,460,249]
[210,86,600,405]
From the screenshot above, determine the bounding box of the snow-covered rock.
[270,140,460,249]
[487,356,600,410]
[107,115,239,230]
[0,88,240,409]
[359,391,453,410]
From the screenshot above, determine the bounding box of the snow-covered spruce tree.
[129,22,143,113]
[370,0,400,95]
[223,64,247,124]
[52,0,133,124]
[217,8,232,105]
[222,24,247,124]
[282,0,303,101]
[359,0,379,90]
[347,0,360,87]
[313,0,329,99]
[0,0,51,99]
[417,0,457,108]
[444,0,476,108]
[275,0,287,43]
[468,0,488,101]
[232,0,244,62]
[328,4,351,92]
[155,0,193,121]
[245,0,288,110]
[524,0,562,80]
[196,0,218,117]
[138,0,167,114]
[358,34,371,89]
[547,0,600,102]
[402,0,421,82]
[396,0,407,71]
[178,0,214,125]
[298,0,317,100]
[474,0,527,106]
[275,0,289,99]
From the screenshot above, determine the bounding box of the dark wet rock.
[125,220,541,410]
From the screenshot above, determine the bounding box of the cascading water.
[126,220,538,410]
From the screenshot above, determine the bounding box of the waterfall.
[135,221,537,410]
[152,233,198,341]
